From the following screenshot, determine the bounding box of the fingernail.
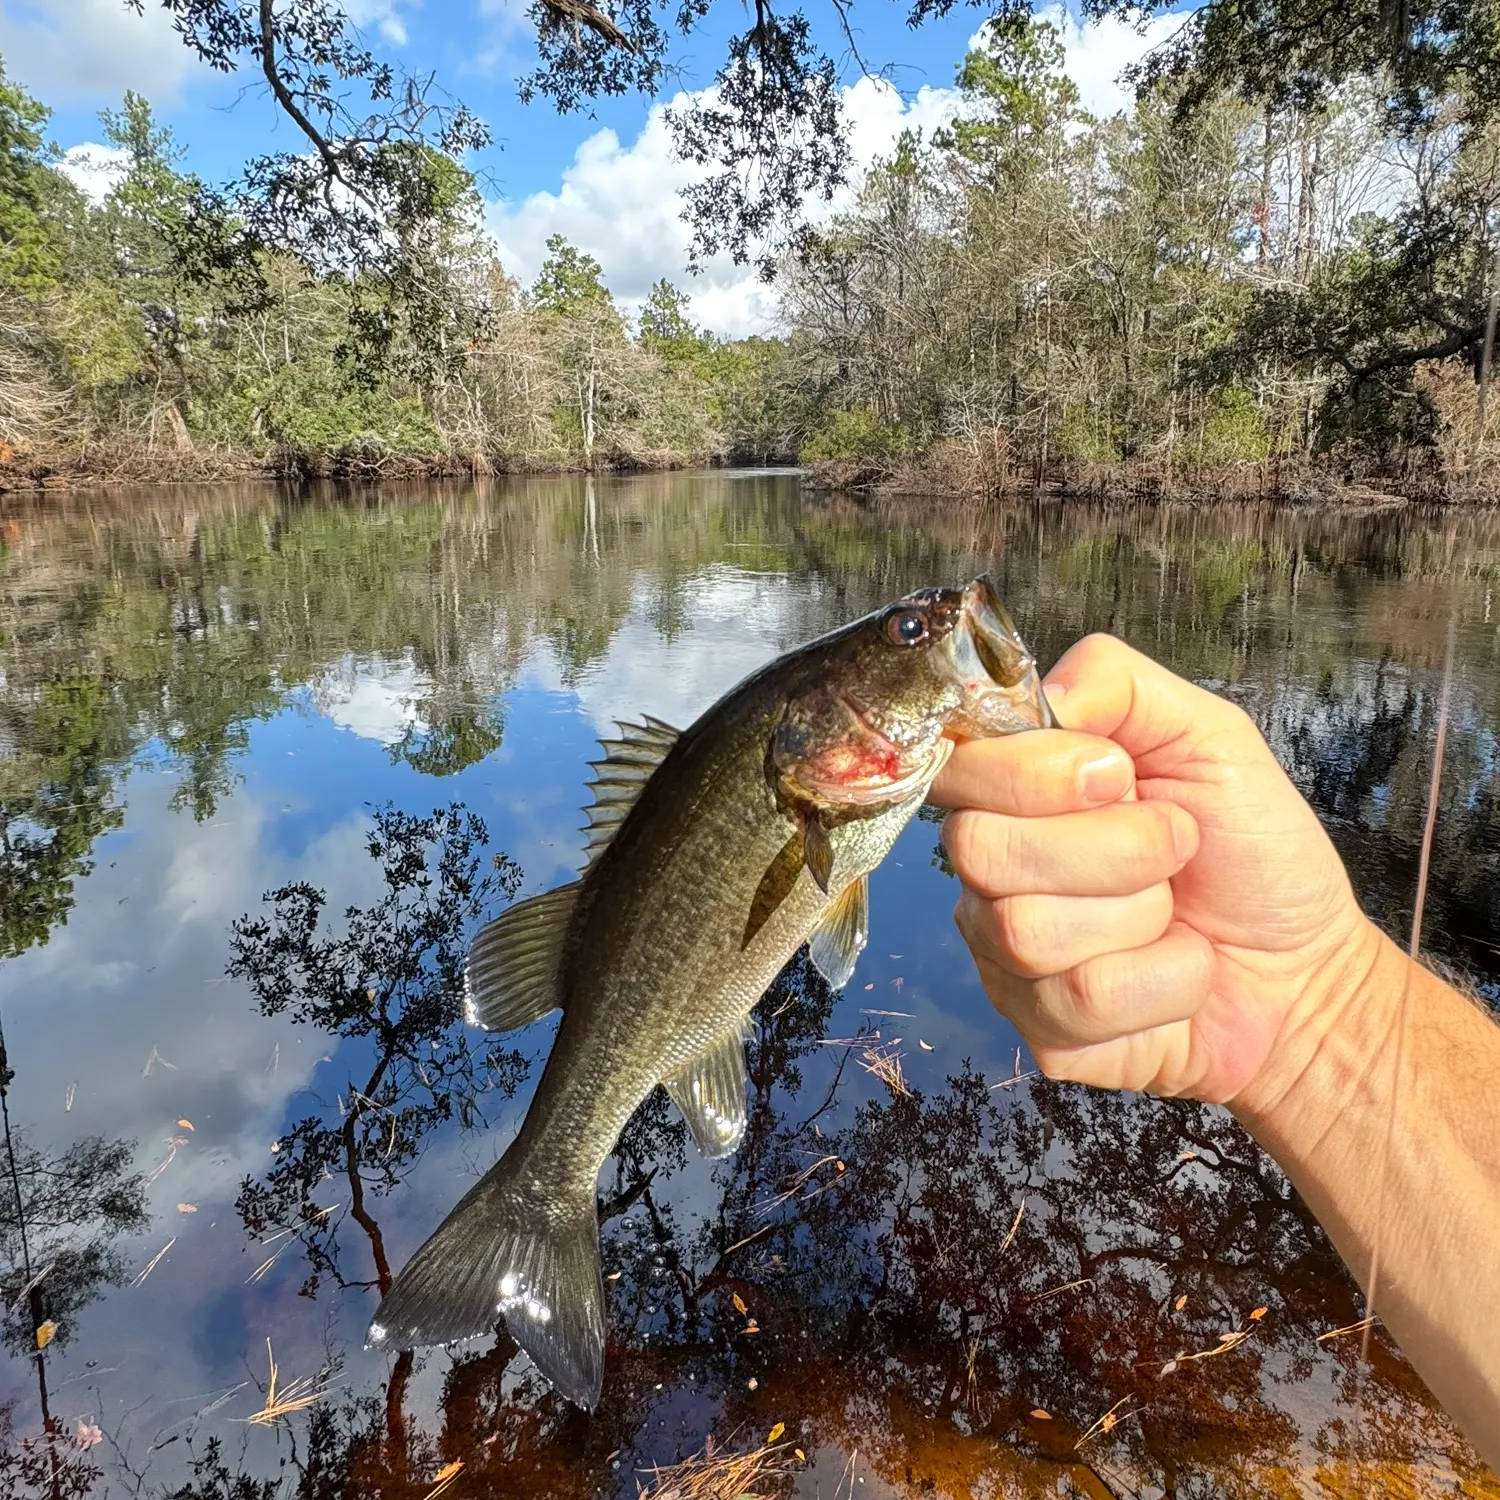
[1080,751,1131,804]
[1042,680,1068,701]
[1170,807,1199,864]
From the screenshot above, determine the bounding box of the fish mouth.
[939,574,1053,738]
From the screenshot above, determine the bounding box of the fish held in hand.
[367,575,1050,1406]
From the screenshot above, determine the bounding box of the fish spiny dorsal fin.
[662,1019,751,1159]
[465,882,580,1033]
[808,874,869,990]
[581,716,680,865]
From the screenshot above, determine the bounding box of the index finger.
[929,728,1134,817]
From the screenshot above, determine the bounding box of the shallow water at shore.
[0,472,1496,1497]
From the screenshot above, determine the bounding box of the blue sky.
[12,0,1190,332]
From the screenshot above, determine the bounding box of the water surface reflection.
[0,475,1496,1496]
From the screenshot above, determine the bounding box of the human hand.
[929,634,1390,1110]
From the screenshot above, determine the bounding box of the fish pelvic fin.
[465,882,579,1033]
[808,874,869,990]
[368,1166,605,1411]
[663,1019,751,1158]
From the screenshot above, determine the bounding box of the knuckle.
[946,810,1015,897]
[991,896,1055,978]
[1056,962,1116,1041]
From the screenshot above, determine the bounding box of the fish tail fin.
[367,1156,604,1410]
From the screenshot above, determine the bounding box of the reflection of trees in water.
[0,1020,148,1500]
[184,819,1489,1494]
[2,487,1500,1492]
[228,806,531,1302]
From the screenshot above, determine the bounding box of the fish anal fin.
[369,1166,605,1410]
[663,1021,750,1159]
[465,883,579,1033]
[582,717,681,865]
[808,874,868,990]
[743,830,804,950]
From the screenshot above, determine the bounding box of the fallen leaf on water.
[76,1420,102,1450]
[1174,1295,1187,1311]
[1101,1411,1118,1433]
[891,976,904,991]
[918,1039,934,1051]
[1178,1151,1197,1161]
[1159,1360,1178,1376]
[606,1271,621,1281]
[1249,1306,1268,1321]
[178,1120,194,1131]
[732,1293,747,1315]
[768,1423,785,1443]
[35,1320,56,1350]
[742,1320,760,1335]
[747,1378,758,1391]
[1029,1408,1051,1420]
[794,1448,805,1462]
[863,983,874,991]
[177,1203,197,1213]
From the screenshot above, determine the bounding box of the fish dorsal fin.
[662,1020,751,1159]
[582,716,681,865]
[808,874,869,990]
[465,882,580,1033]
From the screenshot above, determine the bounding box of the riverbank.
[0,441,757,494]
[800,445,1498,507]
[6,438,1494,507]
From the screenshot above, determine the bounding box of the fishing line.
[1362,612,1455,1364]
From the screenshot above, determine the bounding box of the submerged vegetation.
[1,0,1499,492]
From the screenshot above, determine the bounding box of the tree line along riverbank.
[5,13,1500,503]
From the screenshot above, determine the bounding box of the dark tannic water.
[1,472,1497,1498]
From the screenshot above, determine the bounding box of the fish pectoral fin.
[465,882,579,1033]
[743,830,805,950]
[662,1020,751,1159]
[808,874,869,990]
[803,816,834,893]
[369,1166,605,1411]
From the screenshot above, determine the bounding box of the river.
[0,471,1496,1496]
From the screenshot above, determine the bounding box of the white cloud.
[485,75,960,338]
[308,651,434,746]
[345,0,412,48]
[57,142,128,205]
[482,5,1188,339]
[1036,2,1191,121]
[0,0,202,102]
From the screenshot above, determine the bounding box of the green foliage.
[256,362,443,453]
[799,408,911,462]
[1189,386,1272,465]
[0,60,53,292]
[530,235,612,316]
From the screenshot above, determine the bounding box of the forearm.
[1234,928,1500,1466]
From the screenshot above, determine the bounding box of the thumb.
[1044,634,1247,770]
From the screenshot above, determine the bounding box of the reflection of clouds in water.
[520,568,813,734]
[306,650,433,747]
[0,768,385,1437]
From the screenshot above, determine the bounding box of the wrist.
[1230,916,1407,1152]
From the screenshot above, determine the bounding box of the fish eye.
[885,609,929,646]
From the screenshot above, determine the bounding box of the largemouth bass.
[368,575,1051,1406]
